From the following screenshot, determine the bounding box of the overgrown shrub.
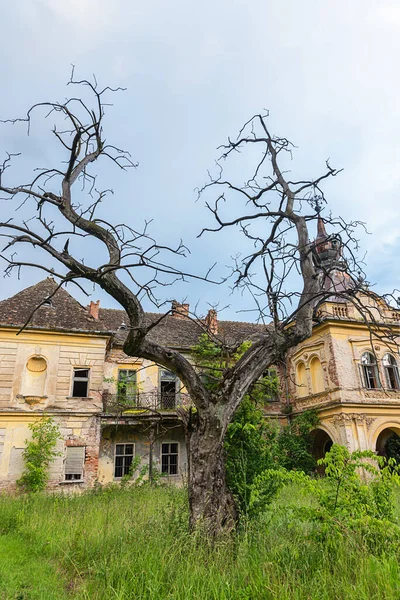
[249,444,400,553]
[17,416,61,492]
[225,402,319,513]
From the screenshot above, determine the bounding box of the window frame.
[161,441,179,476]
[383,353,400,390]
[159,369,179,409]
[71,367,91,398]
[360,352,380,390]
[114,443,135,479]
[117,369,138,403]
[64,446,85,481]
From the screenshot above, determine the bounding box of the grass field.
[0,484,400,599]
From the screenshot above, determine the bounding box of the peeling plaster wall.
[103,349,158,394]
[0,329,107,411]
[0,413,101,491]
[98,423,187,485]
[0,329,108,491]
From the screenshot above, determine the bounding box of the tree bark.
[185,407,237,536]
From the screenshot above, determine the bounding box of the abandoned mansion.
[0,222,399,489]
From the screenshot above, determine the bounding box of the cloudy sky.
[0,0,399,319]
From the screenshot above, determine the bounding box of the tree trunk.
[185,408,237,536]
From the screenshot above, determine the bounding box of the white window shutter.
[65,447,85,475]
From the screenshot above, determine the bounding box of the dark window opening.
[72,369,90,397]
[383,354,400,390]
[361,352,380,390]
[161,442,178,475]
[159,369,177,409]
[114,443,135,478]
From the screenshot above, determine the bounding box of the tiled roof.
[0,278,109,333]
[99,308,266,349]
[0,278,267,348]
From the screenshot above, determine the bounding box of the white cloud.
[0,0,399,312]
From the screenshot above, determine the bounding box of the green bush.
[225,403,319,514]
[17,416,61,492]
[249,443,400,554]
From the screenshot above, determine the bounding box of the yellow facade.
[286,313,400,457]
[0,276,400,490]
[0,327,107,489]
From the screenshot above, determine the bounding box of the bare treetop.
[0,73,398,535]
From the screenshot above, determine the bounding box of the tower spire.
[316,215,328,241]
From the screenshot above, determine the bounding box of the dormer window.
[42,298,53,307]
[383,354,400,390]
[361,352,380,389]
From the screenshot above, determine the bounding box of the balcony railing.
[103,391,192,414]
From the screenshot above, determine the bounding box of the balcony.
[103,391,192,414]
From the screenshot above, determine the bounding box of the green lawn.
[0,485,400,599]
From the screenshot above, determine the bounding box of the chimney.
[89,300,100,320]
[171,300,189,319]
[205,308,218,334]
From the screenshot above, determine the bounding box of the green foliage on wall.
[17,416,62,493]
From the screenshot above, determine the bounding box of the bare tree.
[0,73,395,536]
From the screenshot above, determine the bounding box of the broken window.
[114,443,135,478]
[159,369,177,409]
[161,442,179,475]
[64,446,85,481]
[383,353,400,390]
[361,352,380,389]
[71,368,90,397]
[117,369,137,403]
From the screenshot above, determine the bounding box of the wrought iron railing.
[103,391,192,414]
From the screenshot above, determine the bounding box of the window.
[71,368,90,397]
[383,353,400,390]
[161,443,179,475]
[117,369,137,402]
[114,443,135,478]
[65,446,85,481]
[361,352,380,389]
[159,369,177,409]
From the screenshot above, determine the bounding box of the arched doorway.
[375,427,400,463]
[311,429,333,461]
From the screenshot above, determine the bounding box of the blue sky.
[0,0,399,320]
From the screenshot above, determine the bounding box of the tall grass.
[0,484,400,599]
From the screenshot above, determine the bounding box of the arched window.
[383,353,400,390]
[310,357,324,394]
[361,352,380,389]
[296,362,308,398]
